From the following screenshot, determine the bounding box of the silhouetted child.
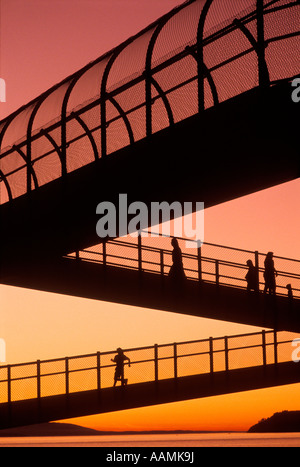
[245,259,258,292]
[111,348,131,387]
[286,284,293,300]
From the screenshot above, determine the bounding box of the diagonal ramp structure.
[0,0,299,428]
[1,329,300,429]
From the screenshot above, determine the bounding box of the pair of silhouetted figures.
[246,251,293,298]
[245,252,277,294]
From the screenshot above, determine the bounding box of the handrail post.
[7,365,12,425]
[173,343,178,380]
[7,365,11,405]
[154,344,159,383]
[97,352,101,403]
[255,250,259,292]
[97,352,101,392]
[65,357,69,395]
[138,234,142,273]
[209,337,214,375]
[197,247,202,283]
[37,359,41,422]
[273,330,278,366]
[262,330,267,367]
[160,249,165,289]
[65,357,70,415]
[160,249,164,277]
[224,337,229,372]
[37,359,41,400]
[215,260,220,287]
[102,241,107,268]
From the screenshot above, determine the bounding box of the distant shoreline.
[0,422,245,437]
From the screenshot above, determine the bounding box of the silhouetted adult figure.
[263,252,277,295]
[169,238,186,287]
[245,259,258,292]
[111,348,131,387]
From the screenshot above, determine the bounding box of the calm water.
[0,433,300,447]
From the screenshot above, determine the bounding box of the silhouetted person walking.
[263,252,277,295]
[111,348,131,387]
[245,259,258,292]
[169,238,186,287]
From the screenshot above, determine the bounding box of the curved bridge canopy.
[0,0,299,204]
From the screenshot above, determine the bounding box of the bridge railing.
[0,330,299,404]
[0,0,299,203]
[66,234,300,298]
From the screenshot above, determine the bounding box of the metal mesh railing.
[1,330,299,404]
[0,0,299,204]
[65,233,300,299]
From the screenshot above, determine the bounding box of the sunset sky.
[0,0,299,432]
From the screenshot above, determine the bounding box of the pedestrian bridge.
[0,0,299,265]
[2,234,300,332]
[0,0,299,429]
[0,329,299,429]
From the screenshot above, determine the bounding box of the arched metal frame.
[71,112,100,161]
[0,168,12,201]
[0,0,299,202]
[13,145,39,190]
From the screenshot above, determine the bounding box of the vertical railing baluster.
[7,364,11,405]
[102,241,107,268]
[97,352,101,392]
[262,330,267,367]
[37,360,41,422]
[138,234,142,273]
[7,365,12,426]
[37,360,41,400]
[209,337,214,375]
[197,247,202,283]
[174,343,178,380]
[224,337,229,372]
[154,344,159,383]
[255,250,259,292]
[65,357,70,415]
[215,260,220,286]
[65,357,69,397]
[273,330,278,366]
[160,250,164,277]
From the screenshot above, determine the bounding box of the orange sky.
[0,0,299,432]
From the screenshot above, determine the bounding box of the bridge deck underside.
[2,256,300,332]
